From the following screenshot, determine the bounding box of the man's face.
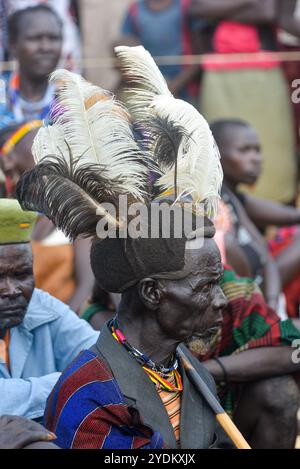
[155,238,227,343]
[0,130,37,197]
[221,126,262,186]
[11,11,62,80]
[0,244,34,330]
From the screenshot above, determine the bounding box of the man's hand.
[0,415,56,449]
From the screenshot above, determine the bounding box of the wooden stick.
[177,344,251,449]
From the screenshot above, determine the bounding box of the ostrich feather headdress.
[16,69,151,240]
[115,45,223,217]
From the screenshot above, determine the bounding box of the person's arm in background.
[49,297,99,371]
[224,232,253,278]
[167,65,202,97]
[0,415,57,449]
[242,194,300,230]
[0,373,61,420]
[202,269,300,383]
[68,237,94,314]
[262,254,282,310]
[230,0,277,24]
[203,346,300,382]
[277,0,300,37]
[189,0,257,19]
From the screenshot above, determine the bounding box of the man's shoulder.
[44,349,123,430]
[23,289,74,329]
[55,349,113,390]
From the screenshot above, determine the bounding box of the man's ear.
[138,278,161,310]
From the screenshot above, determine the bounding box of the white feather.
[31,125,69,166]
[114,45,172,118]
[115,46,223,217]
[34,69,150,200]
[152,96,223,216]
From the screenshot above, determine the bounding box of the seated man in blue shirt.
[0,199,98,420]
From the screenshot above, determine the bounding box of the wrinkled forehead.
[183,238,222,277]
[0,243,32,267]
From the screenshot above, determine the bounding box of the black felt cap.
[90,204,215,293]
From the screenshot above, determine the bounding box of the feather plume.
[115,46,223,217]
[31,125,70,166]
[114,45,172,119]
[48,69,150,200]
[16,156,122,241]
[151,96,223,216]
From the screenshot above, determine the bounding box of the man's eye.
[201,284,212,293]
[15,272,29,278]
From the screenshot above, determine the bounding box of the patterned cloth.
[157,374,181,447]
[0,331,9,369]
[44,349,165,449]
[201,266,300,414]
[268,226,300,318]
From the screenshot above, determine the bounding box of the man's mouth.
[193,325,222,339]
[0,306,25,313]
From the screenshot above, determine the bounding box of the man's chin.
[0,313,26,330]
[187,329,221,357]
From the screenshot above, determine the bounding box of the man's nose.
[0,278,21,297]
[39,37,54,52]
[212,286,228,311]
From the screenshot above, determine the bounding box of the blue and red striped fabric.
[44,349,165,449]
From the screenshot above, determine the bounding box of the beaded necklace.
[110,319,183,392]
[8,73,55,122]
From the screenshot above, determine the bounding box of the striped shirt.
[157,374,181,447]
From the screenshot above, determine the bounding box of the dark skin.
[9,10,62,102]
[0,244,34,335]
[219,124,300,289]
[116,238,227,367]
[0,129,39,197]
[190,0,284,25]
[203,352,300,448]
[0,415,57,449]
[190,1,300,59]
[0,129,94,313]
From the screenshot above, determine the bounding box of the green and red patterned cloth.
[201,266,300,415]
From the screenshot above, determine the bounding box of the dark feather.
[137,115,190,199]
[16,158,120,241]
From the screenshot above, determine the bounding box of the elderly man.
[0,199,98,420]
[15,51,235,447]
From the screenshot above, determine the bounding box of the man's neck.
[223,179,237,194]
[0,329,7,340]
[116,312,179,368]
[18,72,48,102]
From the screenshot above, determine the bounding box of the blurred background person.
[0,5,63,128]
[117,0,201,102]
[6,0,81,72]
[190,0,299,204]
[0,122,94,313]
